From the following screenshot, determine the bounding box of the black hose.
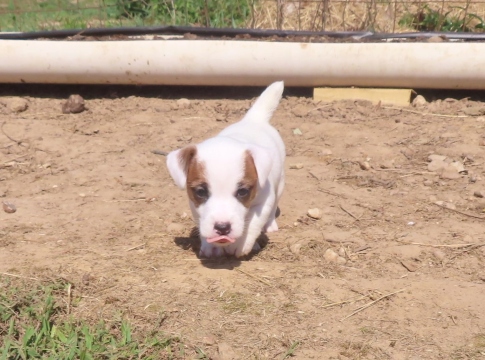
[0,25,484,41]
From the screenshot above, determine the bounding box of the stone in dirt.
[2,201,16,213]
[412,95,427,107]
[62,95,85,114]
[4,97,29,113]
[307,208,322,219]
[176,98,191,109]
[474,190,485,198]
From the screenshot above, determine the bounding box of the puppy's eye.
[194,187,209,199]
[236,188,250,198]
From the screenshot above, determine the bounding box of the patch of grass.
[0,0,251,32]
[0,276,182,359]
[399,5,485,32]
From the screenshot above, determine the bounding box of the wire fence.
[1,0,485,33]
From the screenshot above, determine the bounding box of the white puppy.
[166,81,285,258]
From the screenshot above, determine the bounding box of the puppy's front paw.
[264,218,279,233]
[235,241,261,258]
[199,242,225,258]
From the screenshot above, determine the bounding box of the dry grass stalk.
[340,288,406,321]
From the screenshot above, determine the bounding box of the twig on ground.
[340,288,406,321]
[236,268,272,286]
[322,295,368,309]
[382,106,469,118]
[448,243,485,261]
[1,272,39,281]
[397,241,475,248]
[127,243,146,251]
[432,202,485,220]
[1,121,26,146]
[151,149,169,156]
[317,188,348,199]
[339,204,360,221]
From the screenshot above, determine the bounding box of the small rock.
[307,208,322,219]
[412,95,427,107]
[338,247,346,257]
[427,35,445,42]
[62,95,85,114]
[2,201,16,213]
[432,249,446,261]
[449,161,466,173]
[423,180,433,186]
[463,106,485,116]
[474,190,485,198]
[320,148,333,156]
[290,243,302,255]
[180,212,188,219]
[291,105,308,118]
[293,128,303,136]
[324,248,339,262]
[176,98,191,109]
[380,161,394,169]
[359,161,371,170]
[289,163,304,170]
[6,97,28,113]
[440,167,462,180]
[167,222,185,233]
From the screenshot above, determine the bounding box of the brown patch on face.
[178,146,208,207]
[236,150,259,208]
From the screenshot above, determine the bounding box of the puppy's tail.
[243,81,284,124]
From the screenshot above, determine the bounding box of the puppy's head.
[166,138,272,246]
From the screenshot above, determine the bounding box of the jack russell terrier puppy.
[166,81,285,258]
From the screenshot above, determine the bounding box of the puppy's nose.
[214,222,231,236]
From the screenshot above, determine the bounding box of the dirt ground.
[1,85,485,359]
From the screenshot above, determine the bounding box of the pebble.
[289,163,304,170]
[474,190,485,198]
[2,201,16,214]
[412,95,427,107]
[307,208,322,219]
[423,180,433,186]
[62,95,85,114]
[176,98,191,109]
[359,161,371,170]
[6,97,29,113]
[290,243,302,255]
[401,260,418,272]
[293,128,303,135]
[432,249,446,261]
[323,248,339,262]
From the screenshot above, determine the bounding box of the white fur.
[166,81,286,258]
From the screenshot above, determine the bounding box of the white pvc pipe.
[1,40,485,89]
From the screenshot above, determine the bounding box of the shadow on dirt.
[174,227,270,269]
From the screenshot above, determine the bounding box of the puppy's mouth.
[206,236,236,245]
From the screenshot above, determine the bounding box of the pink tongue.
[207,236,236,244]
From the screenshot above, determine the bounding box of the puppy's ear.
[166,145,197,189]
[246,145,273,188]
